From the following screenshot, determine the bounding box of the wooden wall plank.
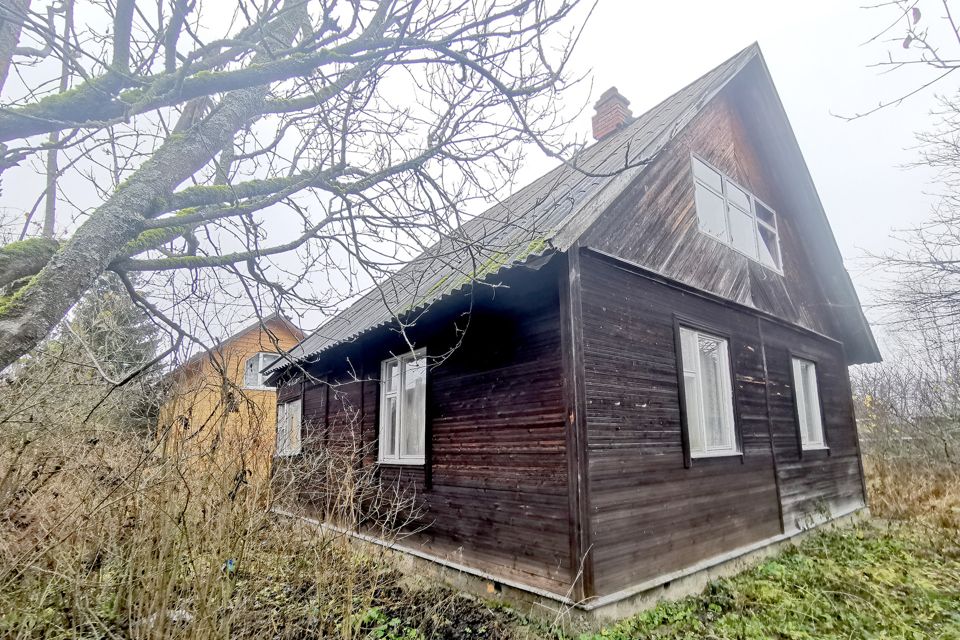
[577,250,863,596]
[292,266,575,595]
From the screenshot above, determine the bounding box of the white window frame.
[678,325,739,459]
[275,397,302,457]
[791,357,827,450]
[378,348,427,465]
[691,154,783,273]
[243,352,278,390]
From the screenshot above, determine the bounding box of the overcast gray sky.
[518,0,945,342]
[2,1,945,353]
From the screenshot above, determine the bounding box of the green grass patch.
[581,522,960,640]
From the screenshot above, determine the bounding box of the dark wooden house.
[266,44,880,608]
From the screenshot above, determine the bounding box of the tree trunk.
[42,0,72,239]
[0,0,29,93]
[0,1,305,371]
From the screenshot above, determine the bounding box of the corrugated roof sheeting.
[268,45,760,373]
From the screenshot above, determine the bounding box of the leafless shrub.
[852,328,960,529]
[0,290,435,638]
[0,391,434,638]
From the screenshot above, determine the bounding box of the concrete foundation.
[274,505,869,633]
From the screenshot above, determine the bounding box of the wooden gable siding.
[576,250,864,596]
[284,269,575,595]
[579,89,840,342]
[160,318,303,474]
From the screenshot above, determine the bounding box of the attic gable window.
[244,352,278,389]
[378,349,427,465]
[691,156,782,271]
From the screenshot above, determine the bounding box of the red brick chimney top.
[592,86,632,141]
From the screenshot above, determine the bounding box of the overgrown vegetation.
[0,279,540,639]
[582,522,960,640]
[3,289,960,640]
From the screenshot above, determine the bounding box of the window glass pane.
[695,183,728,242]
[382,395,398,458]
[802,362,824,446]
[261,353,278,374]
[289,400,302,453]
[692,158,722,192]
[244,356,260,388]
[698,335,733,450]
[689,155,781,273]
[729,207,758,259]
[792,358,808,438]
[726,180,751,212]
[680,328,698,374]
[401,357,427,457]
[385,360,400,394]
[793,358,825,448]
[758,224,781,270]
[276,404,287,454]
[683,371,704,454]
[756,201,776,227]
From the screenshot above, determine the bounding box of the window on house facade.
[378,349,427,464]
[791,357,826,449]
[276,398,302,456]
[679,326,738,458]
[244,352,278,389]
[691,155,782,271]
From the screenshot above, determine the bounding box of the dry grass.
[864,456,960,530]
[0,418,535,640]
[0,424,376,638]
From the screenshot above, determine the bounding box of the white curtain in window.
[401,356,427,458]
[381,360,400,458]
[276,399,302,456]
[681,329,704,453]
[276,403,288,453]
[792,358,824,448]
[680,327,737,458]
[699,334,733,450]
[379,351,426,463]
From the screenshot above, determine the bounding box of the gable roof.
[174,313,305,373]
[271,42,879,374]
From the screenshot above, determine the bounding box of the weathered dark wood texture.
[294,268,574,594]
[278,74,870,602]
[578,251,780,594]
[759,319,866,533]
[580,88,841,343]
[577,251,864,596]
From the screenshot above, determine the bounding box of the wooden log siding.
[292,274,575,595]
[576,250,864,596]
[759,319,866,533]
[276,79,870,600]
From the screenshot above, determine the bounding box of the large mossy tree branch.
[0,0,308,371]
[0,4,393,143]
[0,237,58,289]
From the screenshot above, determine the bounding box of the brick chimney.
[591,87,632,141]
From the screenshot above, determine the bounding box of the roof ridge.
[269,43,764,371]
